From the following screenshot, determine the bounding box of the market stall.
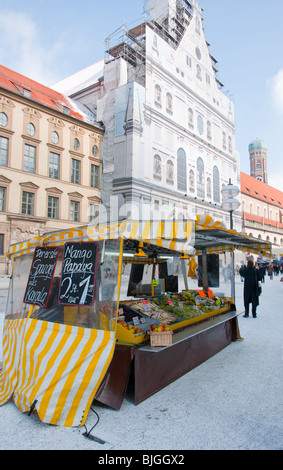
[0,216,273,423]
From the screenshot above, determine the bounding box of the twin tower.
[248,138,268,183]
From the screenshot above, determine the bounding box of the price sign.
[59,242,98,306]
[197,289,207,298]
[207,289,214,298]
[24,246,59,307]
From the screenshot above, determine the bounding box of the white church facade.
[54,0,241,229]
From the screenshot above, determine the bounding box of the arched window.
[177,148,187,192]
[153,154,162,179]
[197,157,205,198]
[213,166,220,203]
[228,136,232,153]
[256,160,261,170]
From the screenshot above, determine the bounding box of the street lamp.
[221,179,240,301]
[221,179,240,230]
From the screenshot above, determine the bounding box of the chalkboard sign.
[58,242,98,306]
[24,246,59,307]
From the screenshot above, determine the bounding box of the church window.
[256,160,261,170]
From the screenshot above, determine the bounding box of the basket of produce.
[149,324,173,347]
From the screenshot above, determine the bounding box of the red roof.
[0,64,84,121]
[241,172,283,209]
[243,212,283,229]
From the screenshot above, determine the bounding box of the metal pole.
[230,210,235,302]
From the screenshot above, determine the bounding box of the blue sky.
[1,0,283,190]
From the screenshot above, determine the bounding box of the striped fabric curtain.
[0,319,115,427]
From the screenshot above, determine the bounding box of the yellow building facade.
[0,65,104,273]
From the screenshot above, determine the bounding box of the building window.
[90,164,100,188]
[27,123,35,137]
[186,55,192,68]
[228,136,232,153]
[92,145,99,156]
[197,115,204,135]
[197,157,205,198]
[49,152,60,179]
[0,187,6,212]
[153,154,162,180]
[177,148,187,193]
[51,131,59,145]
[0,112,8,127]
[0,136,8,166]
[22,191,34,216]
[24,144,36,173]
[213,166,220,203]
[73,138,80,151]
[47,196,59,219]
[70,200,80,222]
[256,160,261,170]
[71,158,81,184]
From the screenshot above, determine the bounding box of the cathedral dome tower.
[248,138,268,183]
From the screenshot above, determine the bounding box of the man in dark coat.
[239,260,261,318]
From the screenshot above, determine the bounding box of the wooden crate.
[150,330,173,347]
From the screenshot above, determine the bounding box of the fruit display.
[150,291,230,321]
[121,300,181,324]
[116,319,143,336]
[150,323,172,333]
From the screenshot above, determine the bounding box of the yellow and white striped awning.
[6,216,273,259]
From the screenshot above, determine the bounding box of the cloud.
[269,68,283,114]
[0,10,67,85]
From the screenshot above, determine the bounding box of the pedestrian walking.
[267,264,274,280]
[239,259,261,318]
